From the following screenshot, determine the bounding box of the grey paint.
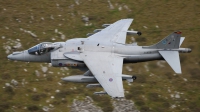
[144,32,181,49]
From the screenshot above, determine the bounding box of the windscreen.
[28,42,54,55]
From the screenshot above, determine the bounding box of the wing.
[88,19,133,44]
[80,52,124,97]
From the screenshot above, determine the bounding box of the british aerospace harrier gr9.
[7,19,191,98]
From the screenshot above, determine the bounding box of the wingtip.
[175,68,182,74]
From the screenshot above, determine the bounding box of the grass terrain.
[0,0,200,112]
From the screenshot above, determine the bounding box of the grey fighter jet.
[7,19,191,98]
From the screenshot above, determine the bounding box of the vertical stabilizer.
[148,31,182,49]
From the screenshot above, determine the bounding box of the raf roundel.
[109,78,113,82]
[59,63,62,66]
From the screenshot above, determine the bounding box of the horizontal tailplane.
[159,51,181,74]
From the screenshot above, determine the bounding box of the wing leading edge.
[80,52,124,97]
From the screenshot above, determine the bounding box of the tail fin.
[148,31,182,49]
[146,31,184,74]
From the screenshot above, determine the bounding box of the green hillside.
[0,0,200,112]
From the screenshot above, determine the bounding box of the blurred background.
[0,0,200,112]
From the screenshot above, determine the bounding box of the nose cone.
[7,54,13,59]
[7,52,25,61]
[62,76,76,82]
[62,75,84,82]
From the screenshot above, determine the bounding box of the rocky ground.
[112,98,139,112]
[70,96,139,112]
[70,96,103,112]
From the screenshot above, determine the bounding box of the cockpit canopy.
[28,42,55,55]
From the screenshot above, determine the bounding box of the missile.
[61,75,97,83]
[86,84,102,88]
[127,31,142,36]
[94,91,107,95]
[86,33,94,36]
[86,29,103,37]
[102,24,110,28]
[62,74,136,83]
[93,29,102,33]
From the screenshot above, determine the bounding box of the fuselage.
[7,38,163,68]
[53,38,163,67]
[7,38,190,68]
